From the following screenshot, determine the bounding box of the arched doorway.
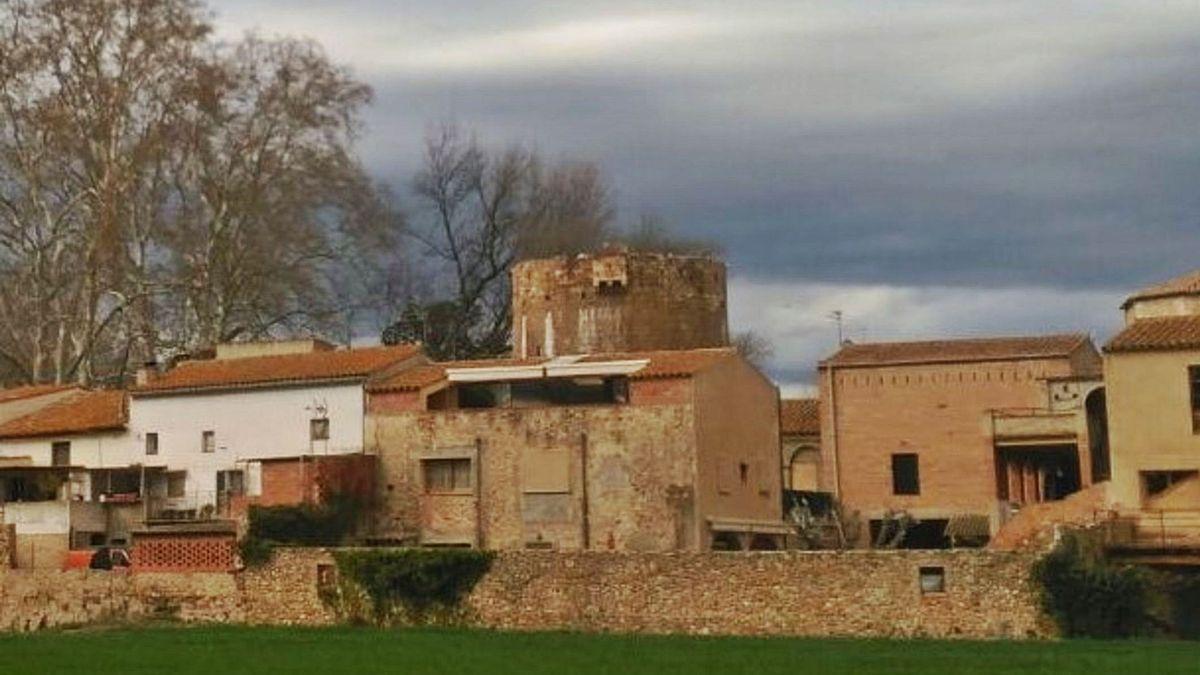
[1085,387,1110,483]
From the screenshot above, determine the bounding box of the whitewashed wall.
[128,383,366,500]
[0,431,134,469]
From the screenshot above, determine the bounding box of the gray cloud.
[210,0,1200,386]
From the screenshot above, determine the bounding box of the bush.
[238,536,274,567]
[1033,530,1149,638]
[239,496,365,567]
[331,548,495,624]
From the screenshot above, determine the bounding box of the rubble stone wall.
[0,547,1052,639]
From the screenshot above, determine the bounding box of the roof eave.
[132,374,370,397]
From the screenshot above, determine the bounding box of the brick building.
[818,334,1105,547]
[365,348,787,551]
[510,249,728,358]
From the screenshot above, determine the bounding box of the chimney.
[136,361,158,387]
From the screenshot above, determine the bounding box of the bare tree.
[733,330,775,369]
[398,123,613,359]
[620,212,720,256]
[0,1,401,383]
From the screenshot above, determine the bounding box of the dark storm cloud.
[209,0,1200,385]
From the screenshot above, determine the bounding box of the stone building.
[365,347,788,551]
[1104,270,1200,527]
[510,249,728,358]
[780,398,820,491]
[818,334,1106,547]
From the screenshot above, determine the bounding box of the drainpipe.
[580,432,590,550]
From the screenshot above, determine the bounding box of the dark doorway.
[1086,388,1110,483]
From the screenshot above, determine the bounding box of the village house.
[364,347,788,551]
[780,398,820,492]
[128,339,424,520]
[818,334,1106,548]
[1103,269,1200,548]
[0,389,131,568]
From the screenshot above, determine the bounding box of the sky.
[209,0,1200,394]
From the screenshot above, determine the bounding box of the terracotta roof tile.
[0,384,75,404]
[820,334,1088,368]
[780,398,820,436]
[368,348,737,391]
[1122,269,1200,309]
[1105,315,1200,353]
[0,390,126,439]
[134,344,422,394]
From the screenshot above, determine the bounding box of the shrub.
[1033,530,1149,638]
[331,548,495,624]
[239,495,365,567]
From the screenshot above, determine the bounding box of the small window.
[1190,366,1200,433]
[316,563,337,589]
[892,453,920,495]
[145,432,159,456]
[919,566,946,594]
[201,430,215,454]
[422,458,472,493]
[51,441,71,467]
[310,418,330,441]
[738,462,750,485]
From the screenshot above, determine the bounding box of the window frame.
[891,453,921,496]
[145,432,159,456]
[201,430,216,454]
[310,417,330,441]
[421,457,473,494]
[51,441,71,467]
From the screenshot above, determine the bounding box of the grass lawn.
[0,625,1197,675]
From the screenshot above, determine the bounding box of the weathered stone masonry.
[0,548,1051,638]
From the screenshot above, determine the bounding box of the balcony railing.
[1100,510,1200,551]
[990,408,1078,443]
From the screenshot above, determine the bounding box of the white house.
[128,340,424,514]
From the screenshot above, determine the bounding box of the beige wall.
[1124,296,1200,324]
[692,355,782,543]
[820,357,1080,527]
[1105,348,1200,508]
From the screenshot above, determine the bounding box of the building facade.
[365,348,787,551]
[1105,270,1200,515]
[510,249,728,358]
[818,334,1105,546]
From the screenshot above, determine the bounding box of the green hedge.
[330,549,495,624]
[239,496,364,567]
[1033,531,1149,638]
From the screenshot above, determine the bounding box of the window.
[217,470,245,496]
[167,471,186,498]
[892,453,920,495]
[201,430,215,453]
[1191,366,1200,433]
[738,462,750,485]
[51,441,71,467]
[145,432,158,456]
[919,566,946,594]
[310,418,330,441]
[422,458,472,493]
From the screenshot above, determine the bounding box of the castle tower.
[511,249,729,357]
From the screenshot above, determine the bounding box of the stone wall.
[0,569,241,631]
[0,521,12,570]
[0,547,1052,639]
[241,548,1050,639]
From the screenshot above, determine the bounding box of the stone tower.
[511,249,729,357]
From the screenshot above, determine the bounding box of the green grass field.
[0,626,1197,674]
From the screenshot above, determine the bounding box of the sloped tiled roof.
[0,384,75,405]
[820,334,1089,368]
[1122,269,1200,309]
[780,398,820,436]
[0,390,126,439]
[1105,315,1200,353]
[134,344,422,395]
[368,348,738,392]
